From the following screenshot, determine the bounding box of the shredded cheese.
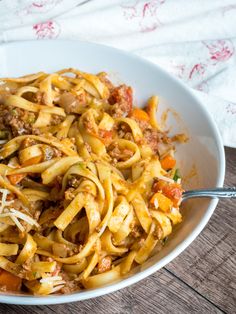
[10,214,24,232]
[51,284,65,293]
[52,280,66,285]
[153,198,159,209]
[0,190,40,231]
[40,276,63,283]
[157,175,175,184]
[9,208,40,228]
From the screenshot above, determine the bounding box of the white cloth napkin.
[0,0,236,147]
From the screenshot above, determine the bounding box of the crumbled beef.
[50,114,65,126]
[67,175,81,188]
[60,280,81,294]
[97,256,112,274]
[0,104,36,137]
[153,224,163,240]
[142,128,160,153]
[117,128,134,142]
[64,188,75,201]
[134,117,150,131]
[132,116,171,154]
[108,142,133,162]
[60,271,82,294]
[82,113,97,135]
[20,138,37,149]
[109,85,133,118]
[41,145,62,161]
[130,225,143,238]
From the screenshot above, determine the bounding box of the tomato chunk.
[153,181,183,207]
[0,269,22,292]
[130,108,150,122]
[160,155,176,170]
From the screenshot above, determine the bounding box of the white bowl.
[0,40,225,305]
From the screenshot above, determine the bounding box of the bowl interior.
[0,40,225,304]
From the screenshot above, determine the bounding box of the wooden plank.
[165,147,236,313]
[0,268,223,314]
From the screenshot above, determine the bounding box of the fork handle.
[182,187,236,200]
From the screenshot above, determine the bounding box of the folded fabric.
[0,0,235,147]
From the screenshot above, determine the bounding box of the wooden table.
[1,147,235,314]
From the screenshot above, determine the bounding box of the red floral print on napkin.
[121,0,165,32]
[188,63,206,80]
[17,0,62,15]
[33,21,61,39]
[187,40,234,84]
[203,40,235,64]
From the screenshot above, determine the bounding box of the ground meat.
[64,188,75,201]
[82,113,97,135]
[0,104,36,137]
[134,117,150,131]
[20,138,37,149]
[41,145,62,161]
[109,85,133,118]
[59,92,86,114]
[60,280,81,294]
[153,224,163,240]
[108,142,133,162]
[67,175,81,188]
[142,128,160,153]
[60,271,81,294]
[132,116,171,154]
[117,129,134,142]
[97,256,112,274]
[130,225,143,238]
[116,123,134,142]
[50,114,65,126]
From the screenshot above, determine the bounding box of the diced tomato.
[153,181,183,207]
[7,173,26,185]
[150,192,173,212]
[98,129,113,144]
[163,184,183,201]
[109,85,133,117]
[160,155,176,170]
[0,269,22,292]
[22,155,42,166]
[130,108,150,122]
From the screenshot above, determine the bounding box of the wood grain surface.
[0,147,235,314]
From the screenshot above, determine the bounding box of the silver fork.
[182,187,236,201]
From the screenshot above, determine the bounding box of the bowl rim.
[0,39,225,305]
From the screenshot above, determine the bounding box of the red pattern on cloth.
[121,0,165,32]
[33,21,61,39]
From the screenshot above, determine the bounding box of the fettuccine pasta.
[0,69,184,295]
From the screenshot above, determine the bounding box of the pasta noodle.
[0,69,184,295]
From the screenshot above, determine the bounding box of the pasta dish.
[0,69,183,295]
